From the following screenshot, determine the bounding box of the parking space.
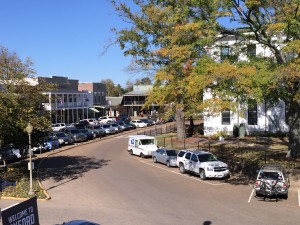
[131,154,300,208]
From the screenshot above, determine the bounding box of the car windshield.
[102,124,111,128]
[80,129,88,133]
[166,150,177,156]
[55,133,67,137]
[197,154,217,162]
[140,139,155,145]
[259,171,281,180]
[70,130,82,134]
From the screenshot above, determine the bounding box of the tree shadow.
[38,155,110,182]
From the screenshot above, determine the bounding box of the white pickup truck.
[177,149,230,180]
[128,135,158,158]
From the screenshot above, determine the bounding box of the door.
[183,152,192,171]
[189,154,199,173]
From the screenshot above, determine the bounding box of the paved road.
[1,132,300,225]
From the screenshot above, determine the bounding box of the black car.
[74,120,89,129]
[124,121,136,129]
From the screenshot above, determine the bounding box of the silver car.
[152,148,178,167]
[100,124,117,134]
[63,128,87,142]
[253,164,290,200]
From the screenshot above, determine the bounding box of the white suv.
[98,116,116,124]
[51,123,67,132]
[177,150,230,180]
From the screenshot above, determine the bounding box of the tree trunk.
[287,100,300,158]
[187,117,194,138]
[176,106,185,140]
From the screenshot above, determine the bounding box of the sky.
[0,0,136,87]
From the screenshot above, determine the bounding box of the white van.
[128,135,158,158]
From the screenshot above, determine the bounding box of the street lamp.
[26,122,34,195]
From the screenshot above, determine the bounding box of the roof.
[261,164,283,172]
[129,135,155,139]
[106,97,123,106]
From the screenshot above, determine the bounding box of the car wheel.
[129,149,133,155]
[140,153,145,158]
[284,192,288,200]
[179,163,185,174]
[199,169,206,180]
[153,156,157,163]
[166,160,171,167]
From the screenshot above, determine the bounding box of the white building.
[27,76,106,124]
[203,32,288,136]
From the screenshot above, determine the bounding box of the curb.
[0,125,165,201]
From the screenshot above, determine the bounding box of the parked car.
[177,149,230,180]
[32,136,60,153]
[116,115,131,122]
[86,124,107,138]
[74,120,90,129]
[116,121,131,131]
[153,148,178,167]
[110,123,123,133]
[51,123,67,131]
[130,120,148,128]
[100,124,117,134]
[80,118,99,125]
[253,164,290,199]
[52,132,74,146]
[140,118,155,126]
[78,129,95,140]
[98,116,116,124]
[0,144,22,161]
[63,128,87,142]
[124,121,136,129]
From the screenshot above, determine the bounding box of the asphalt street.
[1,130,300,225]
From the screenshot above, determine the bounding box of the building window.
[248,100,257,125]
[247,44,256,58]
[220,46,230,61]
[222,109,230,125]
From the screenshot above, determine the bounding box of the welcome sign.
[1,197,39,225]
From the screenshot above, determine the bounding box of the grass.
[156,133,300,179]
[1,158,48,199]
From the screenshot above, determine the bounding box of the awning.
[94,105,106,109]
[89,107,100,113]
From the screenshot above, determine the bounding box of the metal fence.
[136,124,177,137]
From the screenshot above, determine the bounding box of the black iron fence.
[136,124,177,137]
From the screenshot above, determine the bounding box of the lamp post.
[26,123,34,195]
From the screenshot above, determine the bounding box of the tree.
[219,1,300,157]
[0,46,55,152]
[101,79,125,96]
[135,77,152,85]
[112,0,219,139]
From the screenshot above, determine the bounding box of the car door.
[183,152,192,171]
[189,154,199,173]
[156,149,164,163]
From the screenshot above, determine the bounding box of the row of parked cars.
[35,116,156,154]
[127,135,230,180]
[127,135,290,200]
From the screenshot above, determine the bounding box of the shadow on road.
[39,155,110,182]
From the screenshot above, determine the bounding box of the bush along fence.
[136,124,299,171]
[136,124,177,137]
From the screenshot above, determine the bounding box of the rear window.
[166,150,177,156]
[177,151,186,157]
[259,172,281,180]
